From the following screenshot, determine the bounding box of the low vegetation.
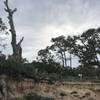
[24,93,54,100]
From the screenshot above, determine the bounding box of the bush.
[60,92,67,96]
[24,93,54,100]
[0,59,36,80]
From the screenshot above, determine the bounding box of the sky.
[0,0,100,66]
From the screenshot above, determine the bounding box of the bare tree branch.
[4,0,17,14]
[17,37,24,46]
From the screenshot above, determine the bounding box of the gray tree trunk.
[4,0,24,62]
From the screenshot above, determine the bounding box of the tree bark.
[70,53,72,67]
[64,51,67,67]
[4,0,24,62]
[60,52,64,68]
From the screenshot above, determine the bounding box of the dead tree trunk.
[4,0,24,62]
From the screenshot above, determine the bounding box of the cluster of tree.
[37,36,70,68]
[36,28,100,80]
[37,28,100,68]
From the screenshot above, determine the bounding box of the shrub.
[60,92,67,96]
[24,93,54,100]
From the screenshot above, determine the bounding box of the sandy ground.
[31,82,100,100]
[1,77,100,100]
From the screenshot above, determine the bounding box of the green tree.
[0,18,7,50]
[37,46,54,64]
[68,28,100,67]
[50,35,68,67]
[0,18,7,32]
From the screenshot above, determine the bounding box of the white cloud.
[0,0,100,64]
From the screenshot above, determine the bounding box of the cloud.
[0,0,100,64]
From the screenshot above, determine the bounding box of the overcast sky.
[0,0,100,64]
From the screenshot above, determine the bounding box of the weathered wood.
[4,0,24,62]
